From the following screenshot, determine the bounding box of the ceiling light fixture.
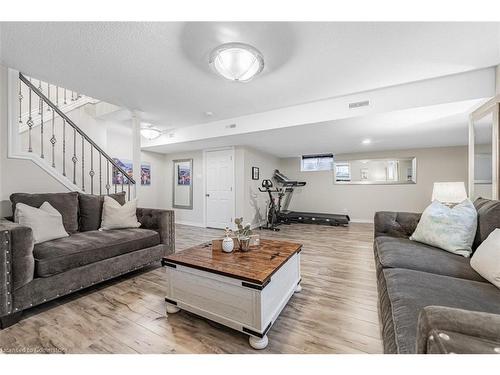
[362,139,372,145]
[209,42,264,82]
[140,123,162,140]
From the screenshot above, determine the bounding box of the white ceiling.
[144,99,485,157]
[1,22,499,130]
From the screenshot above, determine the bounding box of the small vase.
[239,237,251,252]
[222,237,234,253]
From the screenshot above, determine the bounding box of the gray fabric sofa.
[0,191,175,329]
[374,197,500,354]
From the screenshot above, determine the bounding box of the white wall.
[163,146,280,228]
[0,64,69,217]
[104,120,168,208]
[278,146,468,222]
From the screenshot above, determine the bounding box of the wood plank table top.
[163,239,302,285]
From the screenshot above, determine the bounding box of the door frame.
[203,146,236,229]
[468,94,500,200]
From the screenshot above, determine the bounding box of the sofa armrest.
[0,219,34,316]
[416,306,500,354]
[136,208,175,255]
[374,211,421,239]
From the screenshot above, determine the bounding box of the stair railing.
[18,72,136,199]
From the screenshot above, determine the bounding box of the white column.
[132,112,141,199]
[496,65,500,95]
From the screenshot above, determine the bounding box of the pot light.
[209,42,264,82]
[140,123,161,140]
[362,139,372,145]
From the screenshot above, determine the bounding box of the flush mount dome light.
[140,123,162,140]
[209,42,264,82]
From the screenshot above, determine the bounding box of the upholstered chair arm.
[374,211,421,239]
[416,306,500,354]
[0,219,34,317]
[136,208,175,255]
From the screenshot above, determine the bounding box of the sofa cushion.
[78,192,126,232]
[33,228,160,277]
[375,236,485,282]
[473,197,500,249]
[10,192,79,233]
[382,268,500,353]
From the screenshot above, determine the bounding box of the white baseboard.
[175,220,206,228]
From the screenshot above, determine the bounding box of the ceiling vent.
[226,124,237,129]
[349,100,370,109]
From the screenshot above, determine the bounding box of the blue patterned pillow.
[410,199,477,257]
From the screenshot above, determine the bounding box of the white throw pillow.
[410,199,477,257]
[15,202,69,244]
[471,229,500,289]
[100,196,141,230]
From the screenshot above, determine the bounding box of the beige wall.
[278,146,468,222]
[243,147,281,227]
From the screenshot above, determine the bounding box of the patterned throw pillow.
[410,199,477,257]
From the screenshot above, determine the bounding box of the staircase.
[14,72,136,199]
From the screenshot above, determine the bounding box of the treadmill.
[273,170,350,226]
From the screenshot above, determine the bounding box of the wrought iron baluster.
[127,183,130,201]
[47,83,51,111]
[72,129,77,185]
[81,136,85,192]
[27,84,33,152]
[64,88,67,105]
[89,145,95,194]
[106,160,110,194]
[18,80,23,124]
[121,180,124,193]
[38,81,42,115]
[40,99,44,159]
[50,110,56,167]
[56,86,59,107]
[62,119,66,176]
[99,153,102,195]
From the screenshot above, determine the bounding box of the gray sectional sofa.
[0,192,175,329]
[374,197,500,354]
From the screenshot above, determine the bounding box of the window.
[335,162,351,182]
[301,154,334,172]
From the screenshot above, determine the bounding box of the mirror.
[173,159,193,209]
[472,112,493,200]
[333,157,417,185]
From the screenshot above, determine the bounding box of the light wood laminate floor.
[0,223,382,354]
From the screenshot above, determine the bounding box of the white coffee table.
[162,239,302,349]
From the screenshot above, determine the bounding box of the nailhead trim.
[438,332,450,341]
[494,347,500,354]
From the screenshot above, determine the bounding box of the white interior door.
[205,149,234,229]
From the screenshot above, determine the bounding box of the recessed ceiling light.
[209,42,264,82]
[205,111,214,117]
[140,123,162,140]
[362,139,372,145]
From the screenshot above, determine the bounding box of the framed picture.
[252,166,259,180]
[173,159,193,209]
[141,162,151,185]
[177,164,191,185]
[112,158,133,185]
